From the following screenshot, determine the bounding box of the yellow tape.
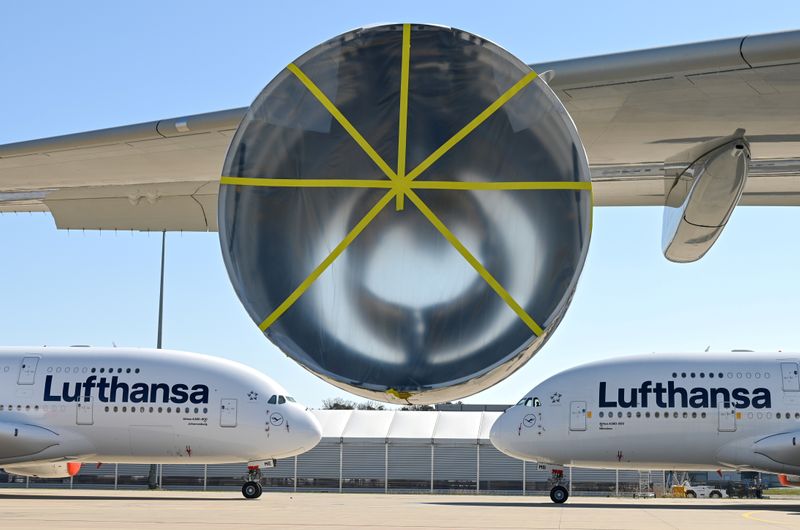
[258,190,396,331]
[287,63,399,184]
[405,189,544,336]
[221,177,394,189]
[411,181,592,191]
[222,176,591,192]
[386,388,414,400]
[404,70,538,183]
[395,23,412,210]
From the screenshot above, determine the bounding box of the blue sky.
[1,1,799,407]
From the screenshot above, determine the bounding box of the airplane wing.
[1,30,799,231]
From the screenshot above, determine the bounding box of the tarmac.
[0,489,798,529]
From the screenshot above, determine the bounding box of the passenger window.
[267,395,277,405]
[278,396,286,405]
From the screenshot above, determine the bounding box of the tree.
[400,404,435,411]
[322,398,386,410]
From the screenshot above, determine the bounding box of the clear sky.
[1,1,799,408]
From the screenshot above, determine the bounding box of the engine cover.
[219,24,592,403]
[4,461,81,479]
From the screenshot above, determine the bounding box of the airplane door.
[718,403,736,432]
[17,357,39,385]
[569,401,587,431]
[781,362,800,391]
[220,398,237,428]
[76,396,93,425]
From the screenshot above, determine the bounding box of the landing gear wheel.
[550,485,569,504]
[242,481,263,499]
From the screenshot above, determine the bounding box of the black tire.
[242,481,263,499]
[550,485,569,504]
[685,491,697,498]
[709,491,722,498]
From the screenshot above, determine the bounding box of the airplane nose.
[489,414,509,452]
[305,411,323,448]
[489,411,528,461]
[293,409,322,452]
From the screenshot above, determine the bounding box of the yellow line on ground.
[287,63,399,184]
[404,70,538,183]
[742,510,794,526]
[258,190,396,331]
[411,181,592,191]
[221,177,394,189]
[405,189,543,336]
[395,23,412,211]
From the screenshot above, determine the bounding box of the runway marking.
[222,24,594,345]
[741,510,795,526]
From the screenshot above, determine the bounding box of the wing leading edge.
[1,31,800,231]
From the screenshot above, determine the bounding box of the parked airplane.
[0,346,322,499]
[490,353,800,503]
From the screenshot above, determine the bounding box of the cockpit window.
[286,396,296,403]
[278,396,286,404]
[516,397,541,408]
[267,395,277,405]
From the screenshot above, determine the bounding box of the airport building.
[0,409,774,494]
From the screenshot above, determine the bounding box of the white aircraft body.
[0,346,322,498]
[490,353,800,503]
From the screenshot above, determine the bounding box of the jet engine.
[718,431,800,475]
[219,24,592,403]
[4,461,81,479]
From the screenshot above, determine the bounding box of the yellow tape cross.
[223,23,593,337]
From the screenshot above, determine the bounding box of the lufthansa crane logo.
[269,413,284,426]
[522,414,536,428]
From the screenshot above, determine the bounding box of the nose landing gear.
[547,468,568,504]
[242,465,263,499]
[242,481,263,499]
[549,485,569,504]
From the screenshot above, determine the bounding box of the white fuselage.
[491,353,800,475]
[0,347,321,469]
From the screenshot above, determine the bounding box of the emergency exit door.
[17,357,39,385]
[220,398,238,428]
[718,403,736,432]
[781,362,800,391]
[570,401,587,431]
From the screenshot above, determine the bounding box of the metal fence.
[0,439,677,495]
